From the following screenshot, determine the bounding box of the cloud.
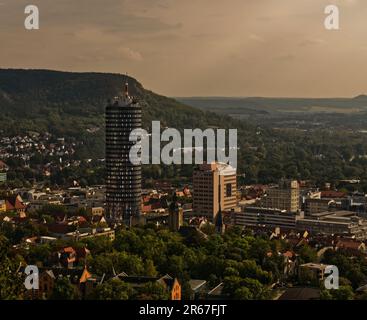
[298,38,326,47]
[117,47,143,62]
[0,0,182,35]
[275,54,296,62]
[344,0,359,6]
[1,0,367,97]
[249,34,265,43]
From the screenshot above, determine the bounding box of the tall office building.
[260,179,300,213]
[193,162,237,222]
[106,81,142,225]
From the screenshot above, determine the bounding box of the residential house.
[188,279,207,300]
[25,266,92,300]
[117,274,181,300]
[5,194,26,217]
[336,239,366,255]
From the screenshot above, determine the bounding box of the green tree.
[321,286,354,300]
[91,279,133,300]
[50,277,76,300]
[134,282,169,300]
[233,287,253,300]
[0,235,24,299]
[331,286,354,300]
[144,259,158,277]
[297,245,318,263]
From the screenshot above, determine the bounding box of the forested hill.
[0,69,249,159]
[0,69,237,134]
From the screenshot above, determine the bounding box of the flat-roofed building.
[296,210,367,240]
[87,206,104,217]
[260,179,300,213]
[233,206,300,230]
[27,199,62,213]
[305,198,334,216]
[193,163,237,222]
[299,263,331,282]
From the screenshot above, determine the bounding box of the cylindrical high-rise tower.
[105,82,142,225]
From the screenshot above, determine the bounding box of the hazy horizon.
[2,67,366,100]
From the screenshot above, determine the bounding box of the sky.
[0,0,367,97]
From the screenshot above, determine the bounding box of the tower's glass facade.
[105,86,142,225]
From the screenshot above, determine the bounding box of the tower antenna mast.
[124,72,129,99]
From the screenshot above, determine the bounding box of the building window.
[226,183,232,197]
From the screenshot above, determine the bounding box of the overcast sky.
[0,0,366,97]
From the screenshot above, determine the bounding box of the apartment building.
[260,179,300,213]
[233,206,300,230]
[193,163,237,222]
[305,198,334,216]
[296,211,367,240]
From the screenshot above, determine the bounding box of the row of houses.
[24,266,182,300]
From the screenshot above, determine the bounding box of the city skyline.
[1,0,367,98]
[2,0,367,305]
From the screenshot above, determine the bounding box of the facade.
[105,82,142,225]
[25,267,92,300]
[118,274,181,300]
[233,206,299,230]
[5,194,26,217]
[63,228,116,241]
[260,179,300,213]
[0,160,8,183]
[193,163,237,222]
[305,198,334,216]
[336,239,366,254]
[0,200,6,213]
[87,206,104,217]
[299,263,330,283]
[27,199,62,213]
[296,211,367,239]
[168,278,182,300]
[189,280,208,300]
[168,206,184,232]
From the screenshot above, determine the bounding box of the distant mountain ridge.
[353,94,367,101]
[177,95,367,116]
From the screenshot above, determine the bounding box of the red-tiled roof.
[336,239,364,251]
[183,187,191,196]
[78,216,87,223]
[142,205,152,213]
[151,202,162,210]
[283,251,294,258]
[5,195,25,211]
[0,160,8,170]
[62,247,76,254]
[321,191,347,198]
